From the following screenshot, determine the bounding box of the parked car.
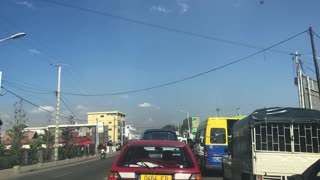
[106,140,202,180]
[141,129,178,141]
[288,159,320,180]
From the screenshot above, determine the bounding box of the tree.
[180,117,192,134]
[40,129,54,162]
[0,143,5,156]
[28,139,42,164]
[60,116,75,159]
[8,99,28,164]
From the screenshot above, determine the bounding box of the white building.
[124,125,139,140]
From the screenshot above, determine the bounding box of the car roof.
[127,140,185,147]
[143,129,176,133]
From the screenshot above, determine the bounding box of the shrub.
[0,156,16,169]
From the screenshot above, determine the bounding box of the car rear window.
[142,131,177,141]
[210,128,226,144]
[117,145,194,169]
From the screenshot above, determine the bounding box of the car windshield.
[117,145,194,169]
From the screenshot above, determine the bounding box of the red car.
[106,140,202,180]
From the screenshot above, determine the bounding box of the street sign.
[191,117,200,133]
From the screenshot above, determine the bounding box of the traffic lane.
[10,156,117,180]
[8,154,222,180]
[203,177,222,180]
[202,170,223,180]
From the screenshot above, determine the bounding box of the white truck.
[222,107,320,180]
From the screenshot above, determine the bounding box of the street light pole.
[0,32,26,43]
[0,32,26,145]
[53,65,62,161]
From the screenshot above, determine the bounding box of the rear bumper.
[205,164,222,171]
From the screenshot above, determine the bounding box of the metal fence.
[254,122,320,153]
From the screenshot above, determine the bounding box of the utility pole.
[53,65,61,161]
[292,52,305,108]
[309,27,320,100]
[96,118,99,155]
[113,117,116,144]
[121,119,124,147]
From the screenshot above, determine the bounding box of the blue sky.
[1,0,320,133]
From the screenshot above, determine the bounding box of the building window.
[109,129,112,131]
[108,122,112,124]
[100,115,104,118]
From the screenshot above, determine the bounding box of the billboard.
[98,122,104,133]
[191,117,200,133]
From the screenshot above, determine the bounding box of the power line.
[2,75,53,92]
[301,61,316,74]
[1,86,71,120]
[3,79,53,94]
[40,0,290,55]
[313,31,320,40]
[61,29,308,96]
[60,96,86,122]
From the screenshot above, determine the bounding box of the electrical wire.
[2,86,71,120]
[39,0,290,55]
[2,75,53,91]
[60,96,86,122]
[301,61,316,74]
[313,31,320,40]
[61,29,308,96]
[2,79,54,94]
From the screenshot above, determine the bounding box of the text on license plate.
[140,174,172,180]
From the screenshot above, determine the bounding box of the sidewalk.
[0,152,118,179]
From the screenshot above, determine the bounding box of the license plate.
[140,174,172,180]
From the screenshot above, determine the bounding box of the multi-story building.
[124,125,140,140]
[87,111,126,144]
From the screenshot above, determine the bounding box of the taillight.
[190,173,202,180]
[106,171,121,180]
[257,175,262,180]
[204,148,208,158]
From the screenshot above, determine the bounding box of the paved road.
[7,156,222,180]
[9,156,115,180]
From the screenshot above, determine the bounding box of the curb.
[0,152,119,178]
